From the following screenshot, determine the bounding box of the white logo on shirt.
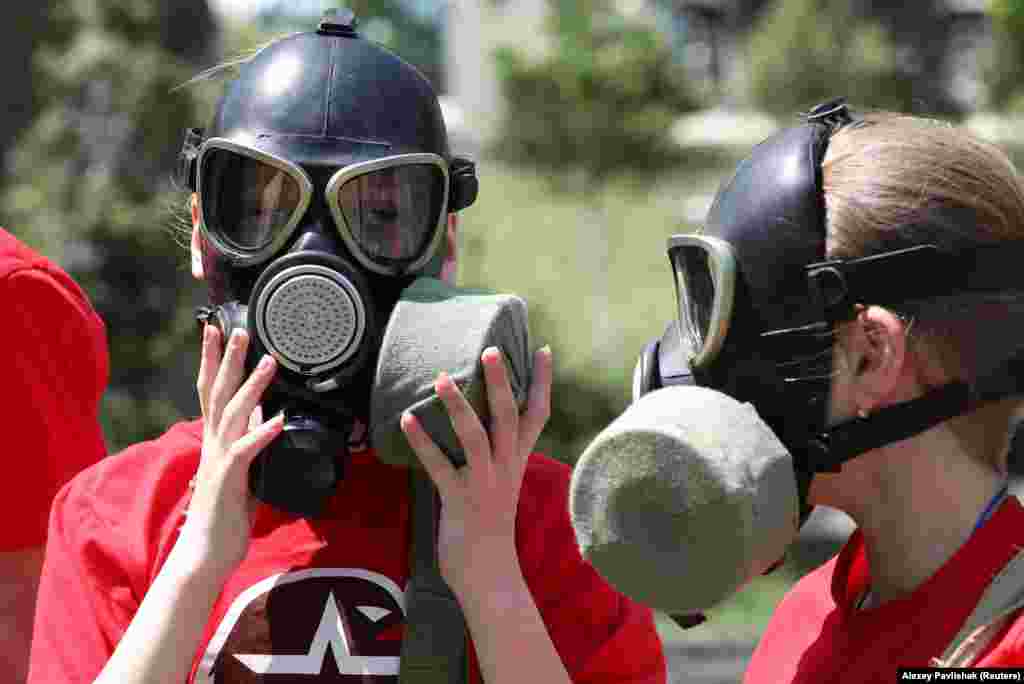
[233,591,398,676]
[194,568,405,682]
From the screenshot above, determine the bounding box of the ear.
[190,193,205,281]
[440,213,458,285]
[844,305,912,413]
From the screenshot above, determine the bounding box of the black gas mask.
[567,99,1024,618]
[176,12,478,518]
[633,98,1024,518]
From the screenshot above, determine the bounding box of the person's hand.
[400,345,553,597]
[180,325,284,578]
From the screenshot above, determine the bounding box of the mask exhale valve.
[247,410,349,519]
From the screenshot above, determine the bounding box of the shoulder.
[514,452,580,560]
[54,420,204,534]
[0,228,92,308]
[752,549,846,645]
[508,454,573,559]
[0,227,39,276]
[0,226,107,396]
[767,535,850,632]
[744,554,844,683]
[514,451,603,588]
[770,559,838,622]
[517,452,573,529]
[516,453,668,681]
[521,452,571,496]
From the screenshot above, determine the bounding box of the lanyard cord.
[857,481,1009,611]
[973,481,1010,534]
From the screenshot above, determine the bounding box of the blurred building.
[443,0,551,148]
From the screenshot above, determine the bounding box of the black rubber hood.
[207,30,450,167]
[702,123,831,337]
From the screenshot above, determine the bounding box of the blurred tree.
[2,0,217,451]
[492,0,699,187]
[487,0,699,429]
[985,0,1024,111]
[0,3,61,186]
[745,0,921,120]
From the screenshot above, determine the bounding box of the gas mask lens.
[197,139,448,274]
[667,235,738,368]
[199,143,312,261]
[329,160,447,266]
[674,247,714,351]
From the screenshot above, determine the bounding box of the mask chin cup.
[248,414,345,519]
[370,277,532,468]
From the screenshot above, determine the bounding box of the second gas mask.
[634,99,1024,512]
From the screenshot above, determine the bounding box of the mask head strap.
[788,240,1024,472]
[176,127,205,192]
[803,96,862,130]
[804,243,1024,325]
[807,351,1024,474]
[448,155,478,212]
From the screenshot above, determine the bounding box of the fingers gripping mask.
[196,251,382,519]
[370,277,532,469]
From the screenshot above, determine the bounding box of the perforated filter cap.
[255,264,366,375]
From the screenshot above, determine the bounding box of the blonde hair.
[822,112,1024,470]
[174,33,300,91]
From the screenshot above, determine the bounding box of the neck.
[814,419,1007,605]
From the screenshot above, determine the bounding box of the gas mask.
[569,98,1024,617]
[633,98,1024,511]
[176,13,481,518]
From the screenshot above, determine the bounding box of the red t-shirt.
[0,228,109,550]
[745,497,1024,683]
[28,419,666,683]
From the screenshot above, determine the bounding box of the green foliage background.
[492,0,700,187]
[2,0,217,450]
[744,0,918,119]
[985,0,1024,111]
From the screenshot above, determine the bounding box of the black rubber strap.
[807,243,1024,323]
[805,381,972,473]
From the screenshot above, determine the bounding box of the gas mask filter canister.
[569,385,800,615]
[370,277,533,469]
